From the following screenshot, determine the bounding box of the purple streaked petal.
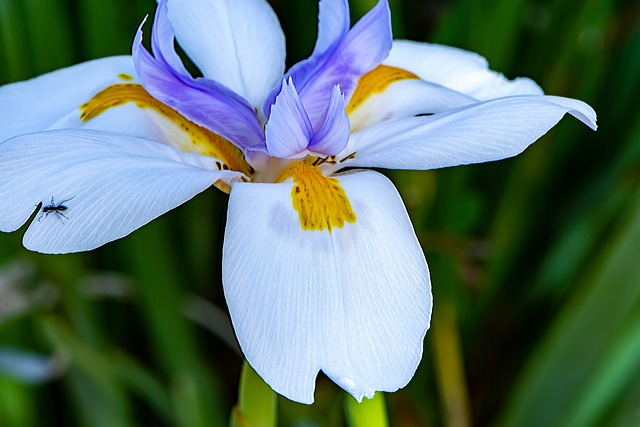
[132,18,266,153]
[313,0,350,56]
[308,85,350,156]
[265,78,313,158]
[264,0,392,130]
[152,0,189,77]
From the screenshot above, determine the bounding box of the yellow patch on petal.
[117,73,134,81]
[346,65,419,116]
[277,161,356,232]
[79,84,253,185]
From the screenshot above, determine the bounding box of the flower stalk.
[344,390,389,427]
[231,361,277,427]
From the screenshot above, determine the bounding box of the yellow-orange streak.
[79,84,253,181]
[277,161,356,232]
[346,65,419,116]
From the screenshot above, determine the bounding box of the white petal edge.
[0,129,240,254]
[343,95,597,170]
[167,0,286,109]
[384,40,543,100]
[0,56,137,143]
[223,170,432,403]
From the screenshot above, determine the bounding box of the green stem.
[231,361,277,427]
[344,392,388,427]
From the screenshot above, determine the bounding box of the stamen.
[79,84,253,180]
[346,65,419,115]
[277,161,356,232]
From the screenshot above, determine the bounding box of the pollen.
[277,162,356,232]
[346,65,419,115]
[79,84,253,179]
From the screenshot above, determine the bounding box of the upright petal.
[133,22,266,153]
[0,56,136,142]
[384,41,543,100]
[166,0,285,109]
[265,79,314,158]
[308,85,351,156]
[223,170,431,403]
[265,0,392,129]
[342,95,597,171]
[151,0,190,77]
[0,130,241,254]
[313,0,350,55]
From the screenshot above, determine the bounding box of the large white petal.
[384,40,543,100]
[167,0,285,109]
[0,129,240,254]
[343,95,597,170]
[223,170,431,404]
[0,56,136,142]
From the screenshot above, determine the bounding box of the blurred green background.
[0,0,638,426]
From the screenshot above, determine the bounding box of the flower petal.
[151,0,190,77]
[265,0,392,128]
[0,130,240,254]
[0,56,136,142]
[384,40,544,100]
[308,85,351,155]
[347,68,476,132]
[133,20,266,153]
[223,170,431,404]
[265,78,313,158]
[166,0,285,109]
[314,0,350,55]
[343,95,597,170]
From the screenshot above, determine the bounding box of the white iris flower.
[0,0,596,404]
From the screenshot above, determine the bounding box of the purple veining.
[133,1,266,153]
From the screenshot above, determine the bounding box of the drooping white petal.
[343,95,597,170]
[166,0,286,109]
[348,78,476,133]
[0,130,240,254]
[384,40,543,100]
[50,103,177,148]
[0,56,136,142]
[223,170,431,404]
[265,78,314,158]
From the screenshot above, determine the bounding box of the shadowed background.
[0,0,638,426]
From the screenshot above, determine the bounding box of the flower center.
[277,161,356,232]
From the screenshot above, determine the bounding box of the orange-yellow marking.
[79,84,253,187]
[277,161,356,232]
[346,65,419,115]
[118,73,134,81]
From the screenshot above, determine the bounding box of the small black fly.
[39,196,75,222]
